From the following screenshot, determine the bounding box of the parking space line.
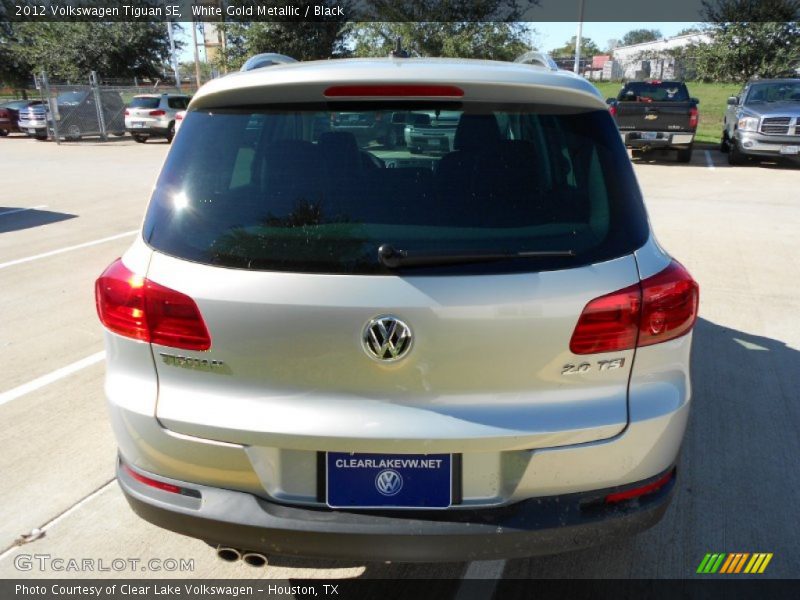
[704,150,716,170]
[0,230,137,270]
[0,351,105,408]
[0,478,116,560]
[455,560,506,599]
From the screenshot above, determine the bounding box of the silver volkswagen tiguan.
[96,57,699,563]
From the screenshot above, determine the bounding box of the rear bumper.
[118,458,676,562]
[621,131,695,148]
[126,125,171,136]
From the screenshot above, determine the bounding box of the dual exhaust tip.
[216,546,268,567]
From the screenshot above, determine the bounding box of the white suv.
[125,93,190,143]
[96,57,698,563]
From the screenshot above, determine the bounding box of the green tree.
[687,0,800,81]
[0,22,174,85]
[0,22,35,93]
[551,36,600,59]
[212,0,351,71]
[620,29,662,46]
[349,1,537,60]
[351,22,534,60]
[214,21,350,71]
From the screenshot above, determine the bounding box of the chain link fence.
[20,72,191,144]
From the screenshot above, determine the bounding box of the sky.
[176,22,700,64]
[536,22,697,52]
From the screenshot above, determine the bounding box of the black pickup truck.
[607,80,699,163]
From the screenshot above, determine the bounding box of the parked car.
[721,78,800,165]
[404,110,460,154]
[96,57,698,563]
[0,100,43,136]
[607,80,699,162]
[17,90,126,140]
[125,94,190,143]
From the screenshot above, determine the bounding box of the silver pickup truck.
[721,78,800,165]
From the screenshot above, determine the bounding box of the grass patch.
[593,81,741,144]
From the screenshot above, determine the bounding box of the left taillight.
[689,106,699,129]
[95,258,211,351]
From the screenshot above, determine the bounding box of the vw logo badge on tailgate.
[375,469,403,496]
[362,315,413,362]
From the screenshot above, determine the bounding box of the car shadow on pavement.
[497,317,800,579]
[0,207,77,233]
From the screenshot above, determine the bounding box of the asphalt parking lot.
[0,137,798,585]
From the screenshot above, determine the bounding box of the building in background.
[609,33,711,80]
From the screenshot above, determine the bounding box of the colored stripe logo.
[697,553,773,574]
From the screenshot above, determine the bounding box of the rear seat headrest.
[454,114,501,151]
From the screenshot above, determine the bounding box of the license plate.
[27,128,37,134]
[132,122,146,128]
[780,145,799,155]
[641,132,658,140]
[326,453,452,509]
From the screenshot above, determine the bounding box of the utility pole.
[191,21,202,88]
[573,0,586,75]
[166,21,181,91]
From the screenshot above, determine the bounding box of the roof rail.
[240,53,298,72]
[514,51,559,71]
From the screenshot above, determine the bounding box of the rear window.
[143,103,648,275]
[618,82,689,102]
[129,97,160,109]
[168,97,189,109]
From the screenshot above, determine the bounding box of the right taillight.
[689,106,699,129]
[570,261,698,355]
[637,261,699,347]
[95,258,211,351]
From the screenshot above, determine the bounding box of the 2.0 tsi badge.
[362,315,413,362]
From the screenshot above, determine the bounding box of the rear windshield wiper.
[377,244,575,269]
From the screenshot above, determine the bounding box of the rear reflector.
[570,260,698,354]
[95,258,211,351]
[605,469,675,504]
[324,85,464,98]
[121,463,200,498]
[122,463,182,494]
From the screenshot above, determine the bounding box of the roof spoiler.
[514,51,559,72]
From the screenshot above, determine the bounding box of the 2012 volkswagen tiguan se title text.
[95,57,698,562]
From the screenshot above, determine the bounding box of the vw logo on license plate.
[375,469,403,496]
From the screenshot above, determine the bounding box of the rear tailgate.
[616,101,694,132]
[149,252,639,453]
